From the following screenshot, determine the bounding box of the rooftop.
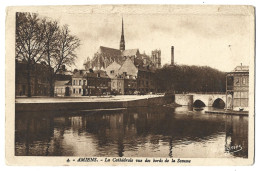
[55,80,71,86]
[232,65,249,72]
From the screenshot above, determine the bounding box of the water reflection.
[15,106,248,158]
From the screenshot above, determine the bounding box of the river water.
[15,106,248,158]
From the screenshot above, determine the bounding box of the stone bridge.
[175,93,226,107]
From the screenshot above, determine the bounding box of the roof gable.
[118,58,138,77]
[105,61,121,78]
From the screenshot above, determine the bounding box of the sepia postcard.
[5,5,255,166]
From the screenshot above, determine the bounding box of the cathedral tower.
[120,18,125,51]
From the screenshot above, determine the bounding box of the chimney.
[171,46,174,65]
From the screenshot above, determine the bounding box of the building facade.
[84,70,111,96]
[111,74,137,95]
[105,56,156,95]
[137,67,156,94]
[54,80,71,96]
[226,65,249,111]
[71,70,87,96]
[64,70,111,96]
[111,77,124,95]
[15,61,52,96]
[151,49,162,68]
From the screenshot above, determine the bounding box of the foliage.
[155,64,226,93]
[15,12,80,97]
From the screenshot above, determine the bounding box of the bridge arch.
[193,99,206,107]
[212,98,225,109]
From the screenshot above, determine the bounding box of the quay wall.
[16,96,174,112]
[125,95,174,108]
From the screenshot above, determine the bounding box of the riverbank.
[15,95,174,112]
[15,95,163,103]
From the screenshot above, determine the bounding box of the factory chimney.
[171,46,174,65]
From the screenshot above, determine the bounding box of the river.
[15,106,248,158]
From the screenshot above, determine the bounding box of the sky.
[38,5,254,72]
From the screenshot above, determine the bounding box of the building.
[55,65,73,81]
[67,69,111,96]
[151,49,162,68]
[84,70,111,96]
[105,57,156,95]
[83,18,161,71]
[111,74,137,95]
[54,80,71,96]
[137,66,156,94]
[15,60,53,96]
[54,65,73,96]
[226,64,249,111]
[71,70,87,96]
[106,58,138,95]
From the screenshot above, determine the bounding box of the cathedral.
[84,18,162,70]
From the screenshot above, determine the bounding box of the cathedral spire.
[120,17,125,51]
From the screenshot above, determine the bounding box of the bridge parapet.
[175,93,226,107]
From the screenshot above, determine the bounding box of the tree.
[15,12,46,97]
[41,20,60,97]
[155,64,226,93]
[44,24,80,96]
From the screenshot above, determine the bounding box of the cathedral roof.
[98,46,121,56]
[97,46,139,58]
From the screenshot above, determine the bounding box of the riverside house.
[226,64,249,111]
[69,69,111,96]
